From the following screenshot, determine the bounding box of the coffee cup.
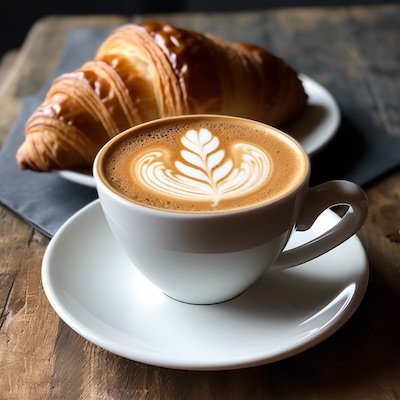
[93,115,368,304]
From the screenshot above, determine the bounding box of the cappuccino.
[99,116,308,213]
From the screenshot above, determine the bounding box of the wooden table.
[1,6,399,399]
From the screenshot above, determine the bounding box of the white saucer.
[42,200,367,370]
[57,74,340,188]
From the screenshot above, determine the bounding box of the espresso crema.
[100,118,308,213]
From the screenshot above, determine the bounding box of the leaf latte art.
[134,128,271,206]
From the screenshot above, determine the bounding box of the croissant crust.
[16,21,307,171]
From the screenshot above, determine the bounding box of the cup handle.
[271,180,368,271]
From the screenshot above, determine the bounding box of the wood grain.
[0,6,400,399]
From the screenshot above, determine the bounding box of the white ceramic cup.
[93,115,368,304]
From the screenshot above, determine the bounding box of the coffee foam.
[102,119,307,213]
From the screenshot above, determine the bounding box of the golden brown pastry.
[16,21,307,171]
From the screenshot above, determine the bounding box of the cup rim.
[93,114,311,218]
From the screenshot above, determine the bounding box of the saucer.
[58,74,340,188]
[42,201,367,371]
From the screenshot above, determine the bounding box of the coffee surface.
[101,118,307,213]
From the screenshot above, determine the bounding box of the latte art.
[101,117,306,213]
[135,128,270,206]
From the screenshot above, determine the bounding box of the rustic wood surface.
[1,6,400,399]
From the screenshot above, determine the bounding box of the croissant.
[16,21,307,171]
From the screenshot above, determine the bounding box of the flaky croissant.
[16,21,307,171]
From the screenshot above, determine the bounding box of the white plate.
[42,200,367,371]
[57,75,340,189]
[286,74,340,155]
[58,169,94,188]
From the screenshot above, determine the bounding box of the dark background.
[1,0,398,58]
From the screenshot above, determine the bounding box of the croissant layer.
[17,21,307,171]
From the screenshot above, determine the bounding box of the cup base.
[162,290,246,305]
